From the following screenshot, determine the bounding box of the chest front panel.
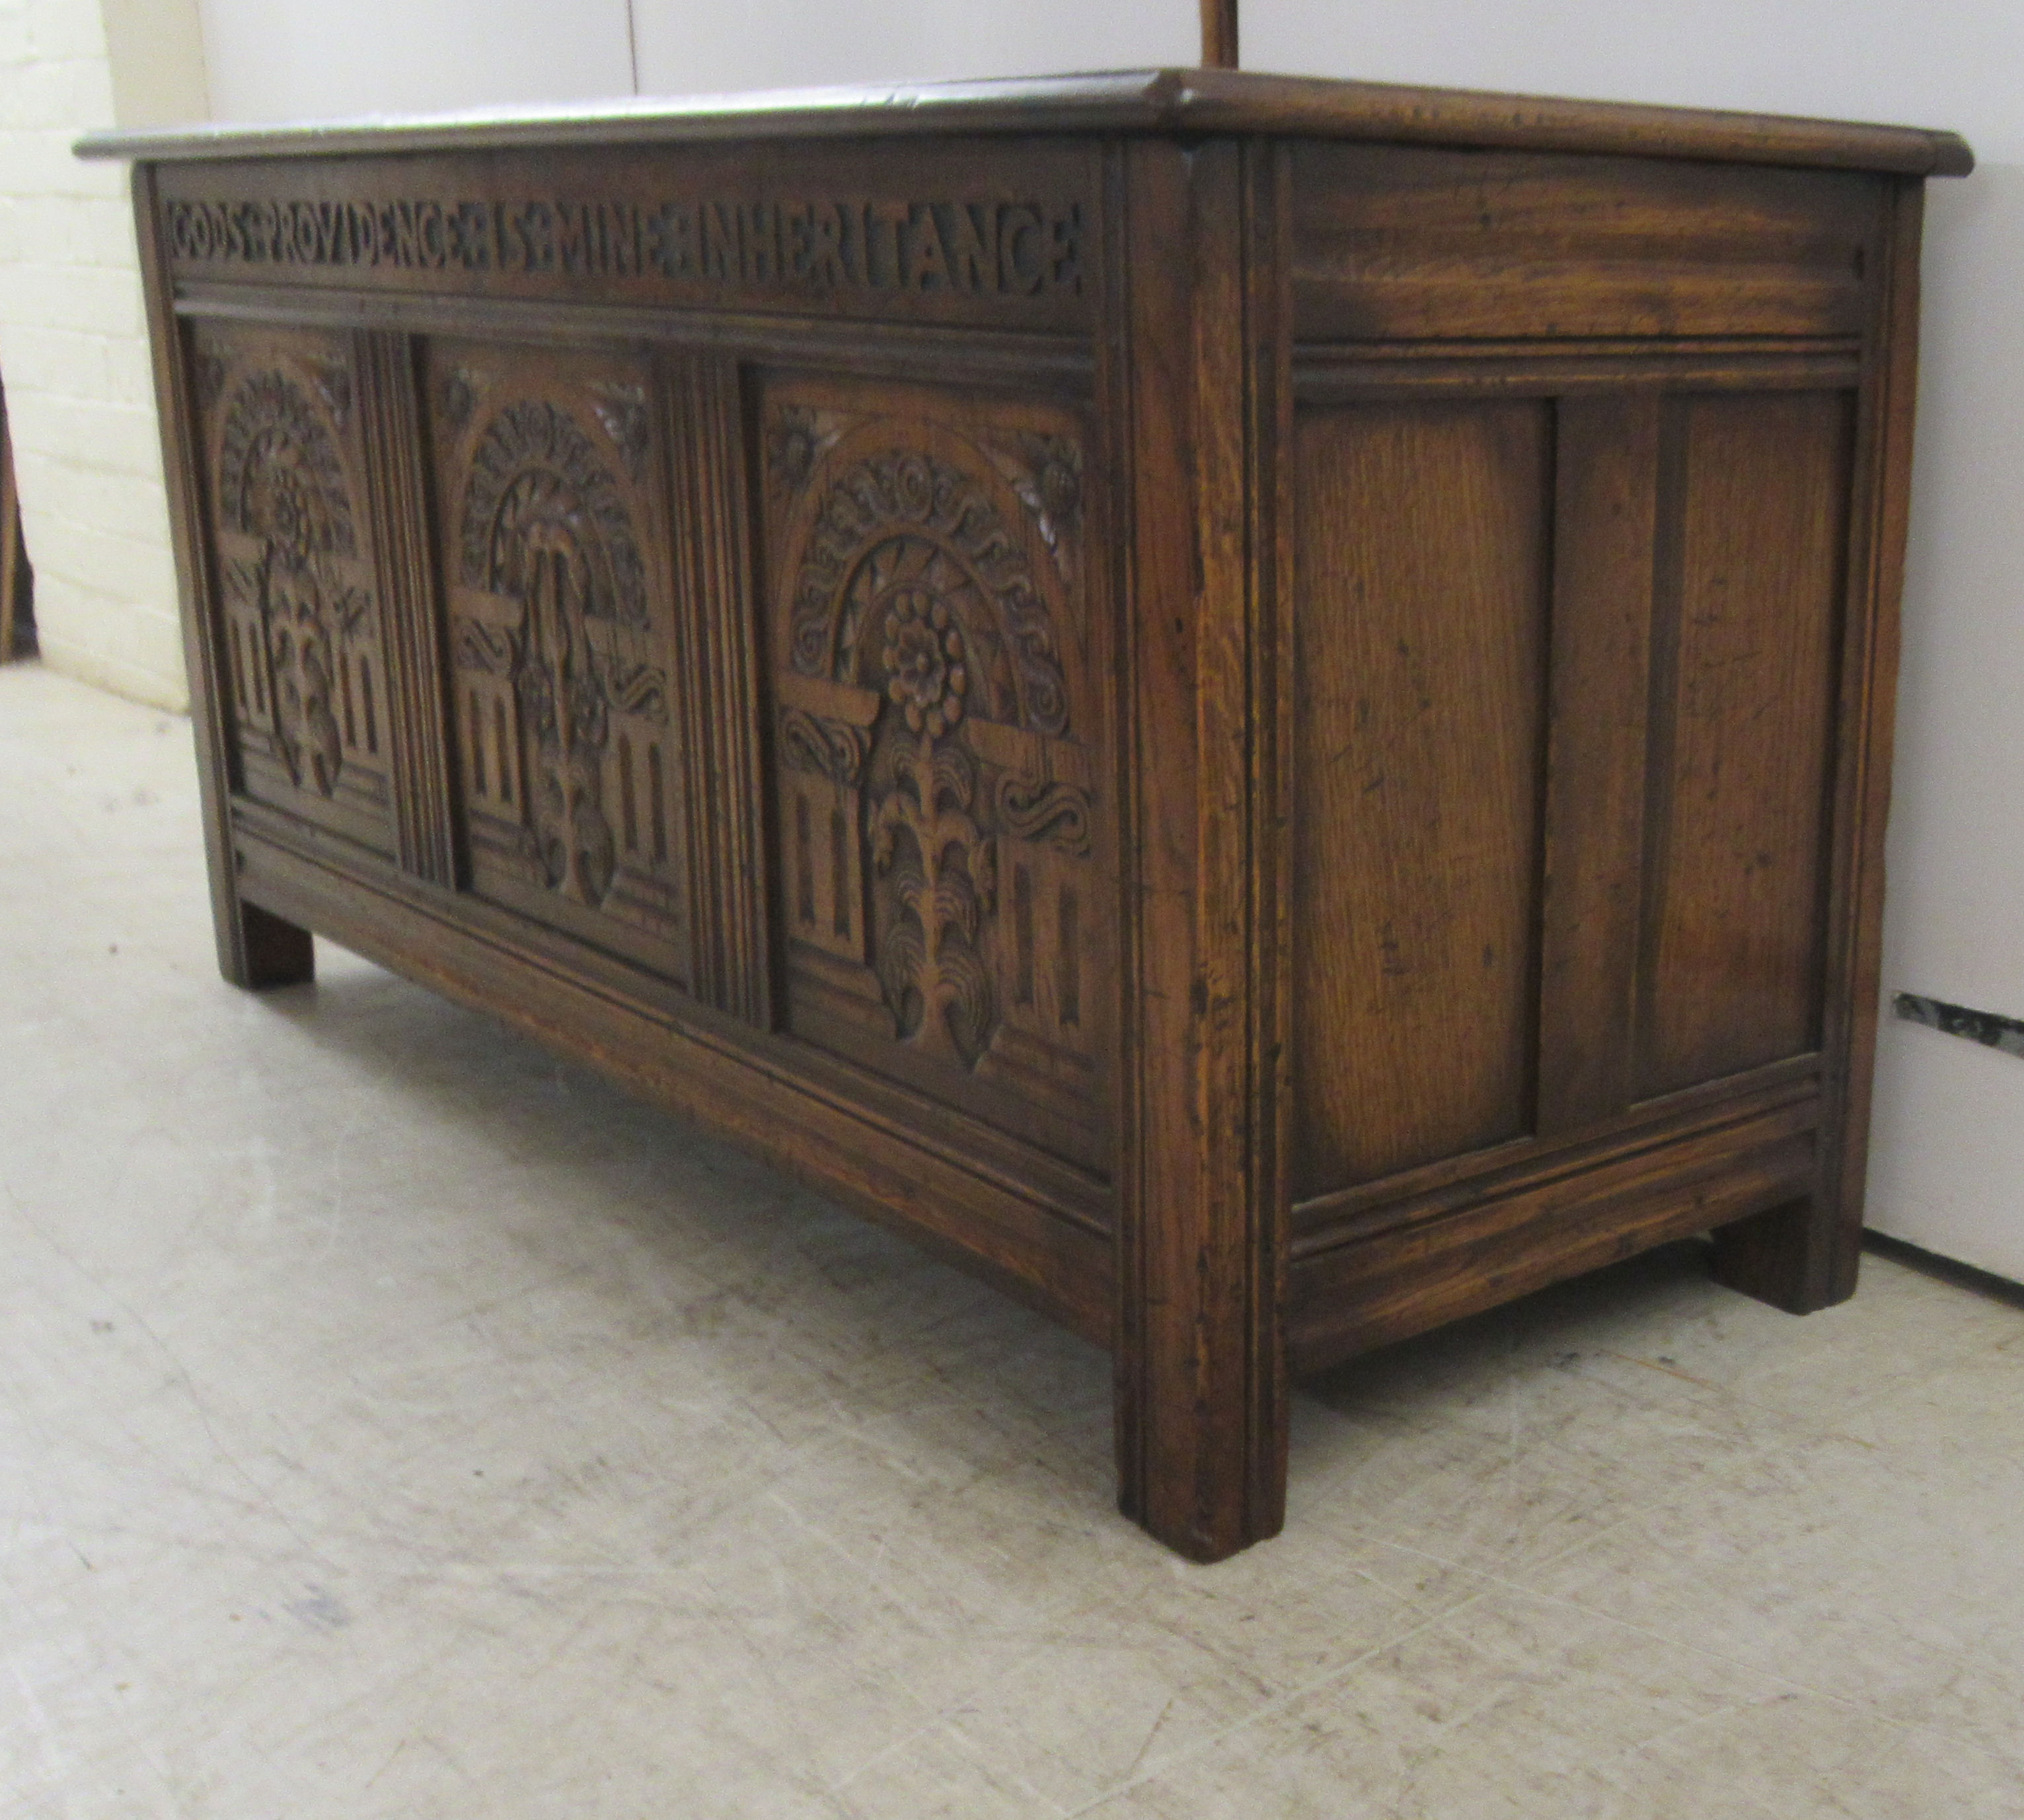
[424,338,694,986]
[755,375,1110,1175]
[191,321,396,857]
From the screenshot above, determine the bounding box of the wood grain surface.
[1291,400,1549,1196]
[1635,391,1851,1099]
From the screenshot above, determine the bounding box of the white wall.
[1243,0,2024,1281]
[0,0,204,709]
[194,0,633,122]
[195,0,1197,120]
[631,1,1194,96]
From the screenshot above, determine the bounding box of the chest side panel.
[1286,143,1884,1233]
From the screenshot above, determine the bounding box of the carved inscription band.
[165,194,1084,302]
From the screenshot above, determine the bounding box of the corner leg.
[1110,136,1294,1562]
[220,896,314,990]
[1709,1194,1857,1315]
[1115,1272,1289,1564]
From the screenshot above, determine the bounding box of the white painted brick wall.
[0,0,188,709]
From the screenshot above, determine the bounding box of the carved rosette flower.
[788,445,1069,736]
[887,452,936,521]
[250,446,314,556]
[881,593,967,739]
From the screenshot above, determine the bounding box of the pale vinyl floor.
[3,659,2021,1820]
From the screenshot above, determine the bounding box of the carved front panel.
[190,322,395,855]
[426,340,691,984]
[761,379,1106,1171]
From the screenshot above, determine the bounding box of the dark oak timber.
[1536,392,1658,1136]
[1199,0,1240,72]
[86,71,1968,1561]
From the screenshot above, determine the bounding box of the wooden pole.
[1200,0,1239,69]
[0,380,19,664]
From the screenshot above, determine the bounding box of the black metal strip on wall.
[1893,992,2024,1059]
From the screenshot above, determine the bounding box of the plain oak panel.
[1291,399,1551,1198]
[1636,390,1854,1098]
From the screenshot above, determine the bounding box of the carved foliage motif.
[868,725,998,1066]
[767,406,839,497]
[588,381,650,481]
[194,346,230,411]
[439,365,480,431]
[778,706,868,785]
[453,392,663,909]
[996,774,1091,855]
[214,363,371,799]
[772,400,1094,1082]
[996,434,1083,575]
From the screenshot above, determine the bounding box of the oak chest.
[84,70,1971,1560]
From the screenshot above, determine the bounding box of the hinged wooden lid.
[75,22,1971,180]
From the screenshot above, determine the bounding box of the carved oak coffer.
[83,71,1970,1561]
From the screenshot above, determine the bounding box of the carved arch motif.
[216,368,367,797]
[789,448,1070,737]
[461,399,648,623]
[455,398,665,908]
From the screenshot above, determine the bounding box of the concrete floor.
[3,658,2023,1819]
